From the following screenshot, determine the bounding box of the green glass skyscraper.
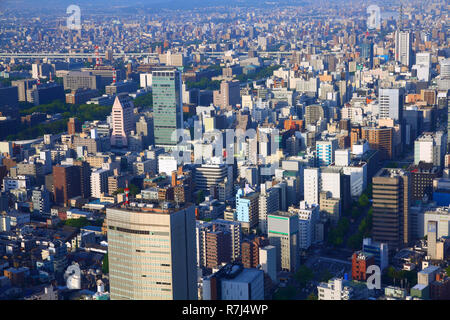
[152,67,183,147]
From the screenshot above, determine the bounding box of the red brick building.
[352,251,375,281]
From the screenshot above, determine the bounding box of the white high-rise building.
[303,168,320,206]
[414,131,447,167]
[110,94,135,147]
[335,149,350,167]
[378,88,403,122]
[395,30,412,67]
[289,201,320,250]
[258,184,280,234]
[90,168,111,198]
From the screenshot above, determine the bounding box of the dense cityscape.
[0,0,448,303]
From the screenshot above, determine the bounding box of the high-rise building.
[316,139,338,166]
[110,94,135,147]
[63,71,101,91]
[195,164,233,202]
[90,168,111,198]
[304,168,320,206]
[378,88,404,122]
[267,211,299,272]
[107,202,197,300]
[67,117,81,135]
[414,132,447,167]
[288,201,320,250]
[241,236,268,269]
[213,80,240,110]
[32,186,51,215]
[236,188,259,233]
[258,184,280,234]
[395,30,412,67]
[152,67,183,147]
[372,168,411,250]
[53,165,81,206]
[362,126,394,160]
[409,162,440,201]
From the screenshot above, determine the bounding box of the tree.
[295,265,314,287]
[358,194,370,208]
[307,292,318,300]
[64,217,90,228]
[102,253,109,274]
[196,190,205,204]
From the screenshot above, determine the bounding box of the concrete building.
[107,202,197,300]
[372,168,411,250]
[202,263,264,300]
[110,94,135,147]
[267,211,299,273]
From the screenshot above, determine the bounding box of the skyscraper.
[395,30,412,67]
[110,94,135,147]
[107,202,197,300]
[152,67,183,147]
[53,165,81,206]
[267,211,299,273]
[378,88,404,123]
[372,168,411,250]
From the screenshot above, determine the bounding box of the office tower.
[414,132,447,167]
[304,104,325,126]
[267,211,299,273]
[378,88,404,122]
[320,191,341,224]
[107,203,197,300]
[351,251,375,281]
[195,164,233,202]
[241,236,268,269]
[110,94,135,147]
[90,168,111,198]
[53,165,81,206]
[0,86,19,118]
[152,67,183,147]
[360,41,374,67]
[202,263,264,300]
[259,245,277,283]
[372,168,411,250]
[395,30,412,67]
[316,139,338,166]
[196,219,241,269]
[413,52,432,82]
[136,115,153,148]
[11,79,38,102]
[206,227,231,269]
[289,201,320,250]
[362,238,389,271]
[362,126,394,160]
[105,81,138,95]
[67,117,81,135]
[31,186,51,215]
[409,162,440,201]
[213,80,240,110]
[304,168,320,206]
[63,71,101,90]
[258,184,280,234]
[236,188,259,233]
[26,83,65,106]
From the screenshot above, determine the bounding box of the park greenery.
[383,266,418,287]
[133,92,153,109]
[113,184,140,197]
[7,99,113,141]
[294,265,314,288]
[273,285,297,300]
[102,253,109,274]
[64,217,103,229]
